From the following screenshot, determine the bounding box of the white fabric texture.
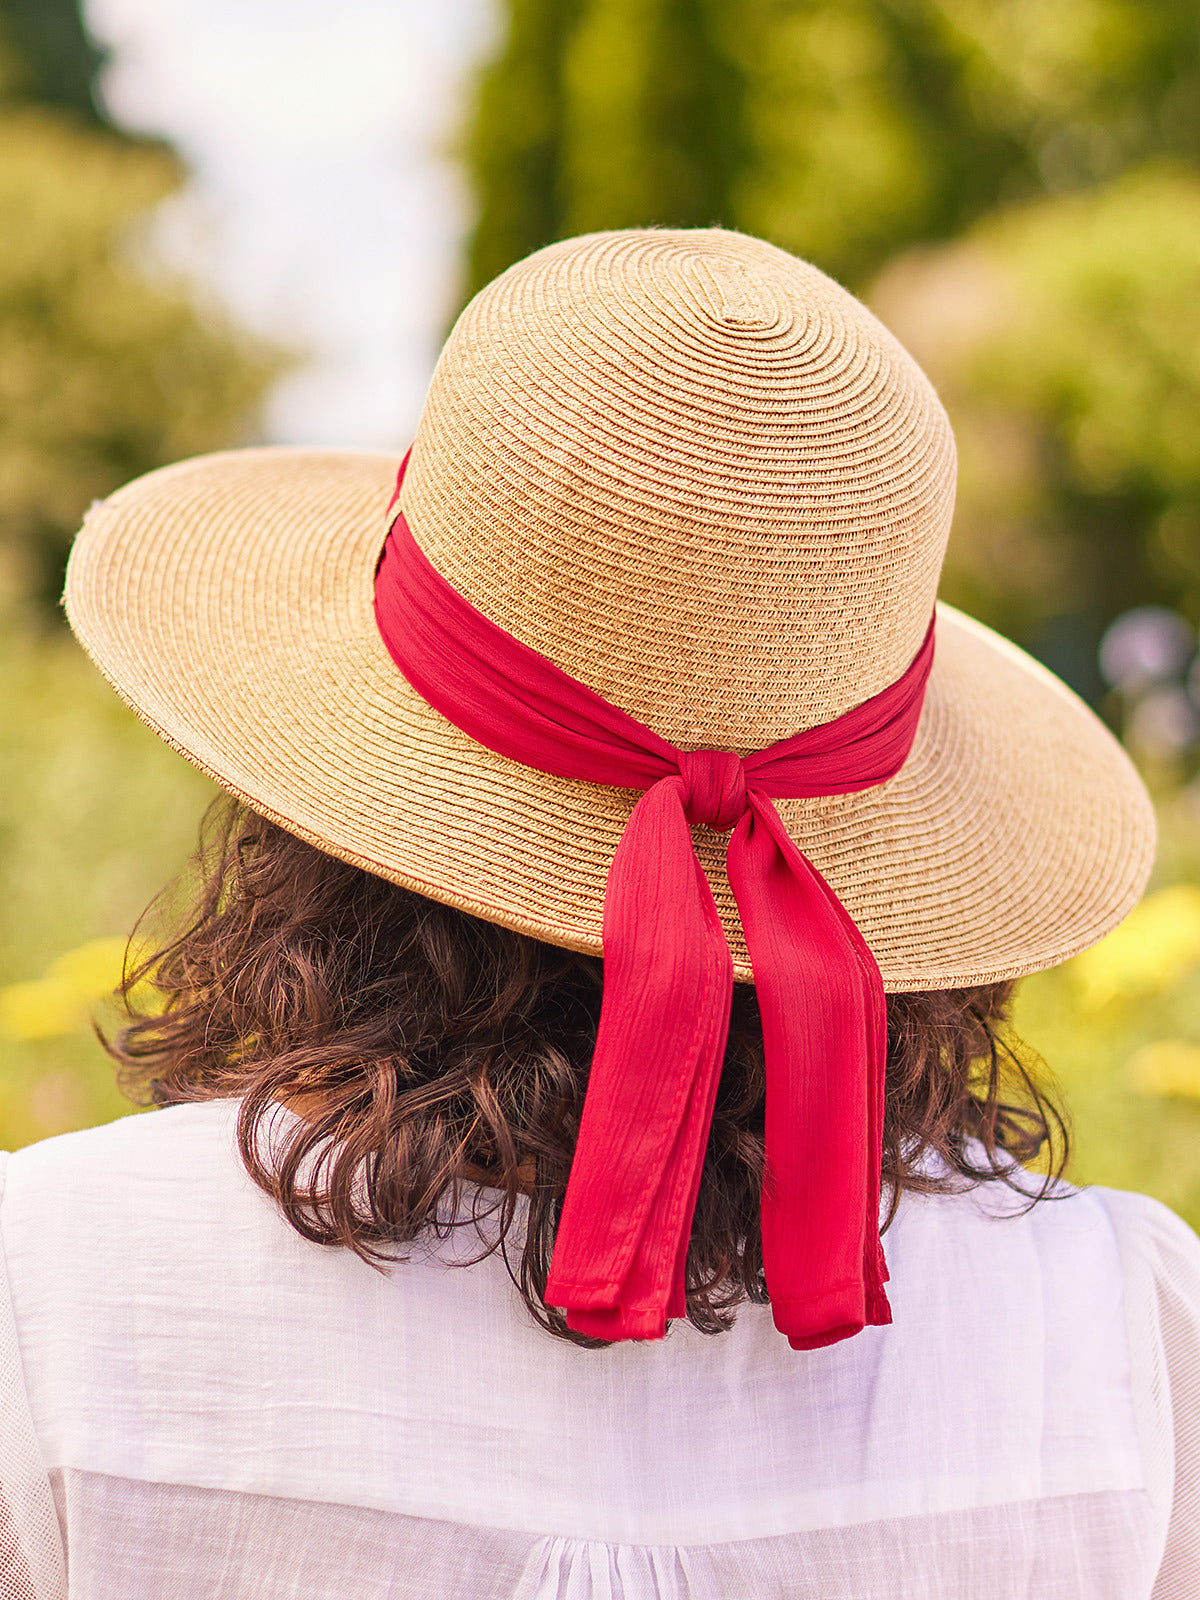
[0,1098,1197,1598]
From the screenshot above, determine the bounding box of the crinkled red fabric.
[373,465,934,1349]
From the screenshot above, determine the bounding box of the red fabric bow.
[374,464,935,1350]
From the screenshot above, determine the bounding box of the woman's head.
[109,800,1067,1346]
[70,227,1141,1348]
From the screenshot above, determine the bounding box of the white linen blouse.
[1,1098,1199,1599]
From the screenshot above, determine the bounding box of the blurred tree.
[871,165,1200,694]
[0,113,284,607]
[728,0,1030,288]
[0,0,109,126]
[737,0,1200,286]
[462,0,580,296]
[462,0,743,301]
[933,0,1200,191]
[0,0,284,610]
[464,0,1200,293]
[557,0,743,237]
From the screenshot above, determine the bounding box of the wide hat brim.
[64,445,1155,990]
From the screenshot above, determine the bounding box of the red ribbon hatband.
[373,457,934,1350]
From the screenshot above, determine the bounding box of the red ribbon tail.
[545,779,732,1341]
[729,796,892,1351]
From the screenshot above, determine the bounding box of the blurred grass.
[1012,797,1200,1234]
[4,627,1200,1242]
[0,623,212,1146]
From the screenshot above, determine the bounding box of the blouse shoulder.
[1091,1186,1200,1599]
[1096,1186,1200,1276]
[0,1148,67,1600]
[0,1107,249,1600]
[1,1101,247,1253]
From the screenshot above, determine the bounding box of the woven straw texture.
[64,228,1154,989]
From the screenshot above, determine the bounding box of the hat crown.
[402,228,956,749]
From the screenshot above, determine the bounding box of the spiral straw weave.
[64,228,1155,986]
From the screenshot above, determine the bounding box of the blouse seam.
[45,1462,1155,1553]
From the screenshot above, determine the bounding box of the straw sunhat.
[64,227,1153,990]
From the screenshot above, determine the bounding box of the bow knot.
[678,747,748,831]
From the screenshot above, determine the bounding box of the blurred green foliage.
[0,2,285,608]
[873,165,1200,690]
[0,623,213,1147]
[464,0,1200,297]
[0,0,275,1140]
[0,110,285,606]
[464,0,742,298]
[732,0,1200,288]
[0,0,110,125]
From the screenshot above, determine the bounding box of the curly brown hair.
[106,799,1068,1346]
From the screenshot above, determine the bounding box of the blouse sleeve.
[1100,1186,1200,1600]
[0,1153,67,1600]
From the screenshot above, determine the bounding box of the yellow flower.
[0,935,128,1041]
[1127,1039,1200,1100]
[1070,885,1200,1011]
